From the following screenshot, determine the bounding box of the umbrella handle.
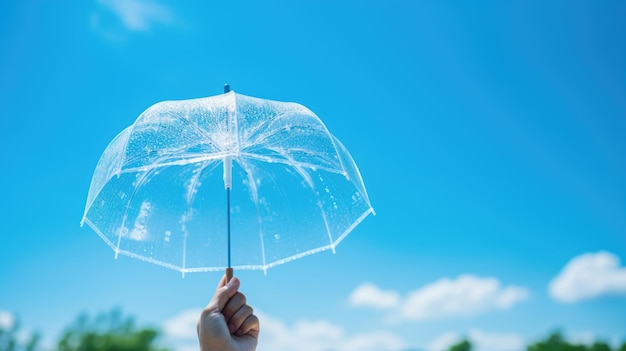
[226,267,233,283]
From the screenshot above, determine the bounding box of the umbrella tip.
[224,84,230,93]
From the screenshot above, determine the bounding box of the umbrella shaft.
[227,188,231,268]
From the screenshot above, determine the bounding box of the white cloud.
[163,308,201,339]
[401,275,528,321]
[258,311,405,351]
[91,0,176,41]
[350,275,528,322]
[162,309,202,351]
[567,331,596,346]
[549,251,626,303]
[162,309,405,351]
[97,0,173,31]
[427,331,461,351]
[116,201,152,241]
[349,282,400,309]
[468,329,525,351]
[0,310,14,329]
[427,330,524,351]
[340,332,406,351]
[130,200,151,241]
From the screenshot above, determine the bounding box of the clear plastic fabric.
[82,91,374,274]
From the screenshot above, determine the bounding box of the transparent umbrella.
[81,86,374,277]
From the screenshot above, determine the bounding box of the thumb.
[209,277,240,312]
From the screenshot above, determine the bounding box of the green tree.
[57,309,169,351]
[526,332,620,351]
[529,332,587,351]
[589,342,612,351]
[448,339,472,351]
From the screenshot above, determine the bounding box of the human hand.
[197,275,260,351]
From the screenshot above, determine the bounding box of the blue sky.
[1,1,625,350]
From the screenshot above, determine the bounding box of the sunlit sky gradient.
[1,1,625,351]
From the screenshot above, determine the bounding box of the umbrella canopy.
[81,89,374,274]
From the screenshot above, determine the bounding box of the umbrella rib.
[175,114,225,153]
[182,168,199,273]
[115,169,154,257]
[238,153,346,176]
[263,145,335,169]
[328,135,348,179]
[318,201,336,253]
[120,154,228,174]
[183,161,219,272]
[263,208,375,271]
[242,113,334,155]
[244,125,324,155]
[150,113,220,149]
[241,109,350,177]
[236,158,268,271]
[121,117,220,169]
[242,111,291,144]
[333,207,375,247]
[122,142,220,169]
